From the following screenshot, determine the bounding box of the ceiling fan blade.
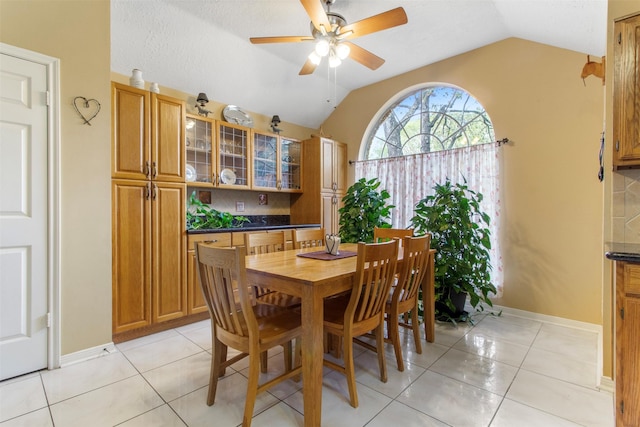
[339,7,408,40]
[343,42,385,70]
[250,36,314,44]
[300,0,331,32]
[299,58,318,75]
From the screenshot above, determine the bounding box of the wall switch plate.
[236,201,245,212]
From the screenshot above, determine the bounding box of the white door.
[0,52,49,380]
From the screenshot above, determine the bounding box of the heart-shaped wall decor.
[73,96,101,126]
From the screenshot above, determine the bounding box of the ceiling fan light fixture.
[329,52,342,68]
[315,39,330,57]
[335,43,350,60]
[308,51,322,65]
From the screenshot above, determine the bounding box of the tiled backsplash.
[612,169,640,243]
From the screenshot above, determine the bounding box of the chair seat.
[255,291,302,308]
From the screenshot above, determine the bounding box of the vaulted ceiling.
[111,0,607,129]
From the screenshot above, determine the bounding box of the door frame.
[1,42,61,370]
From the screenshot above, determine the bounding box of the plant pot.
[435,288,468,321]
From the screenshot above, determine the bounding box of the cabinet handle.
[152,161,157,179]
[616,140,619,152]
[145,183,150,200]
[152,183,157,200]
[144,161,150,178]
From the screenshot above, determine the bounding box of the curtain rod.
[348,137,511,165]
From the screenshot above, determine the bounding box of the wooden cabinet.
[112,82,185,181]
[613,13,640,170]
[187,233,232,314]
[290,136,347,234]
[112,180,187,334]
[111,82,187,338]
[252,131,302,192]
[615,261,640,427]
[218,121,251,189]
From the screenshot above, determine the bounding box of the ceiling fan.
[249,0,408,75]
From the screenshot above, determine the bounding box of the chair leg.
[208,338,225,406]
[292,338,302,382]
[388,312,405,372]
[260,351,268,373]
[375,324,388,383]
[411,308,422,354]
[243,350,261,427]
[283,341,292,372]
[343,333,359,408]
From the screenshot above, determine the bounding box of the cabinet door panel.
[620,297,640,426]
[152,94,185,182]
[152,183,187,323]
[334,141,348,194]
[613,14,640,168]
[321,138,335,193]
[112,180,151,333]
[112,83,149,179]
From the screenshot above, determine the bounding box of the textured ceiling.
[111,0,607,129]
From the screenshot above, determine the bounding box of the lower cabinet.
[187,233,232,314]
[615,261,640,426]
[112,180,187,336]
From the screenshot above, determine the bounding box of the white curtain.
[355,143,503,296]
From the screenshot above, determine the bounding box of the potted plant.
[338,178,394,243]
[410,179,496,321]
[186,191,249,229]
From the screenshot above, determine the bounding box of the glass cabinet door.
[280,137,302,192]
[185,115,214,185]
[218,122,249,188]
[252,131,278,190]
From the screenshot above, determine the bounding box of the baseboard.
[478,304,602,333]
[59,342,118,368]
[598,376,615,393]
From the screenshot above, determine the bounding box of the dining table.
[244,242,435,427]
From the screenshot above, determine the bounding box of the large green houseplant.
[338,178,394,243]
[410,179,496,321]
[186,191,249,229]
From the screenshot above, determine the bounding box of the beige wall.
[322,38,605,325]
[604,0,640,381]
[0,0,112,355]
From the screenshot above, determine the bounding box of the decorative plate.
[220,168,237,185]
[223,105,254,128]
[185,164,196,182]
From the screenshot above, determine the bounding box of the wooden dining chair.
[385,234,431,372]
[373,226,413,245]
[292,228,325,249]
[322,239,399,408]
[195,244,302,427]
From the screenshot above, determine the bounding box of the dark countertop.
[187,223,321,234]
[605,242,640,263]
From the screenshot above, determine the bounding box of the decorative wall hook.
[73,96,101,125]
[581,55,605,86]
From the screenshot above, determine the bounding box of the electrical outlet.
[236,201,245,212]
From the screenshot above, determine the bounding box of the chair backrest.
[373,227,413,246]
[392,234,432,305]
[348,240,399,325]
[195,244,256,338]
[292,228,325,249]
[244,231,285,254]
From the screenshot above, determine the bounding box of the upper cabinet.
[613,13,640,170]
[218,122,251,189]
[185,114,215,185]
[112,83,185,181]
[252,131,302,192]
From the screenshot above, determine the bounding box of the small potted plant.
[410,179,496,321]
[338,178,394,243]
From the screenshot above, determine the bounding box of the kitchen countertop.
[605,242,640,263]
[187,223,321,234]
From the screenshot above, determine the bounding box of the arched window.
[364,85,495,159]
[356,84,503,296]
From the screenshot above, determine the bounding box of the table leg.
[424,251,435,343]
[301,285,324,427]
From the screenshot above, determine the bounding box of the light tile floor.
[0,313,614,427]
